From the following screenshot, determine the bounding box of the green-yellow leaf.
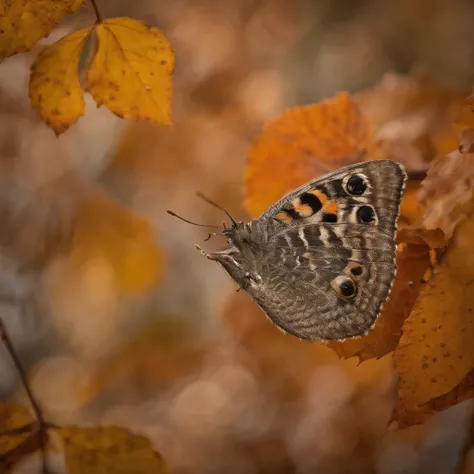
[29,27,92,135]
[86,17,174,125]
[0,0,84,62]
[57,425,167,474]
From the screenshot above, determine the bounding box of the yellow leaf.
[86,17,174,125]
[394,217,474,427]
[57,425,166,474]
[71,190,163,293]
[0,402,35,456]
[29,27,92,135]
[0,0,84,62]
[0,402,41,473]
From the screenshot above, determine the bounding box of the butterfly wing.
[248,160,406,340]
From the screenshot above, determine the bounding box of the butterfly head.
[197,222,262,290]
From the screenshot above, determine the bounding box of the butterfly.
[169,160,407,341]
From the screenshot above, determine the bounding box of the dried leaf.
[419,150,474,239]
[244,92,377,217]
[328,244,431,361]
[397,227,446,249]
[71,190,163,293]
[0,0,84,62]
[86,17,174,125]
[398,179,425,228]
[454,94,474,130]
[394,217,474,427]
[29,27,92,135]
[57,425,166,474]
[355,73,465,164]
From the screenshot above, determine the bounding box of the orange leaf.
[328,244,431,361]
[0,0,84,62]
[29,27,92,135]
[86,17,174,125]
[394,217,474,427]
[244,93,377,217]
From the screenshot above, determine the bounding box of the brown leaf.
[355,73,465,164]
[453,94,474,130]
[397,227,446,249]
[328,244,431,361]
[419,150,474,239]
[394,217,474,427]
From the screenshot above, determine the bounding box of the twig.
[0,318,50,473]
[89,0,103,23]
[456,403,474,474]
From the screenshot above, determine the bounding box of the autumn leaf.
[419,150,474,239]
[0,402,40,473]
[328,243,431,361]
[355,73,465,162]
[29,27,92,135]
[453,94,474,130]
[57,425,166,474]
[394,216,474,427]
[244,93,377,217]
[0,0,84,62]
[396,227,446,248]
[28,16,174,134]
[71,190,163,293]
[86,17,174,125]
[454,94,474,153]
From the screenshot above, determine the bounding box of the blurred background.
[1,0,474,473]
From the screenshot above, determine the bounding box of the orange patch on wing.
[292,200,314,217]
[308,189,338,215]
[275,211,293,223]
[309,189,328,204]
[322,201,338,214]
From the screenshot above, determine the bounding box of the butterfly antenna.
[167,210,219,229]
[196,192,238,226]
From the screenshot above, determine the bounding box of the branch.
[0,318,50,473]
[89,0,103,23]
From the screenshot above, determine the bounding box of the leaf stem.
[0,318,50,473]
[89,0,103,23]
